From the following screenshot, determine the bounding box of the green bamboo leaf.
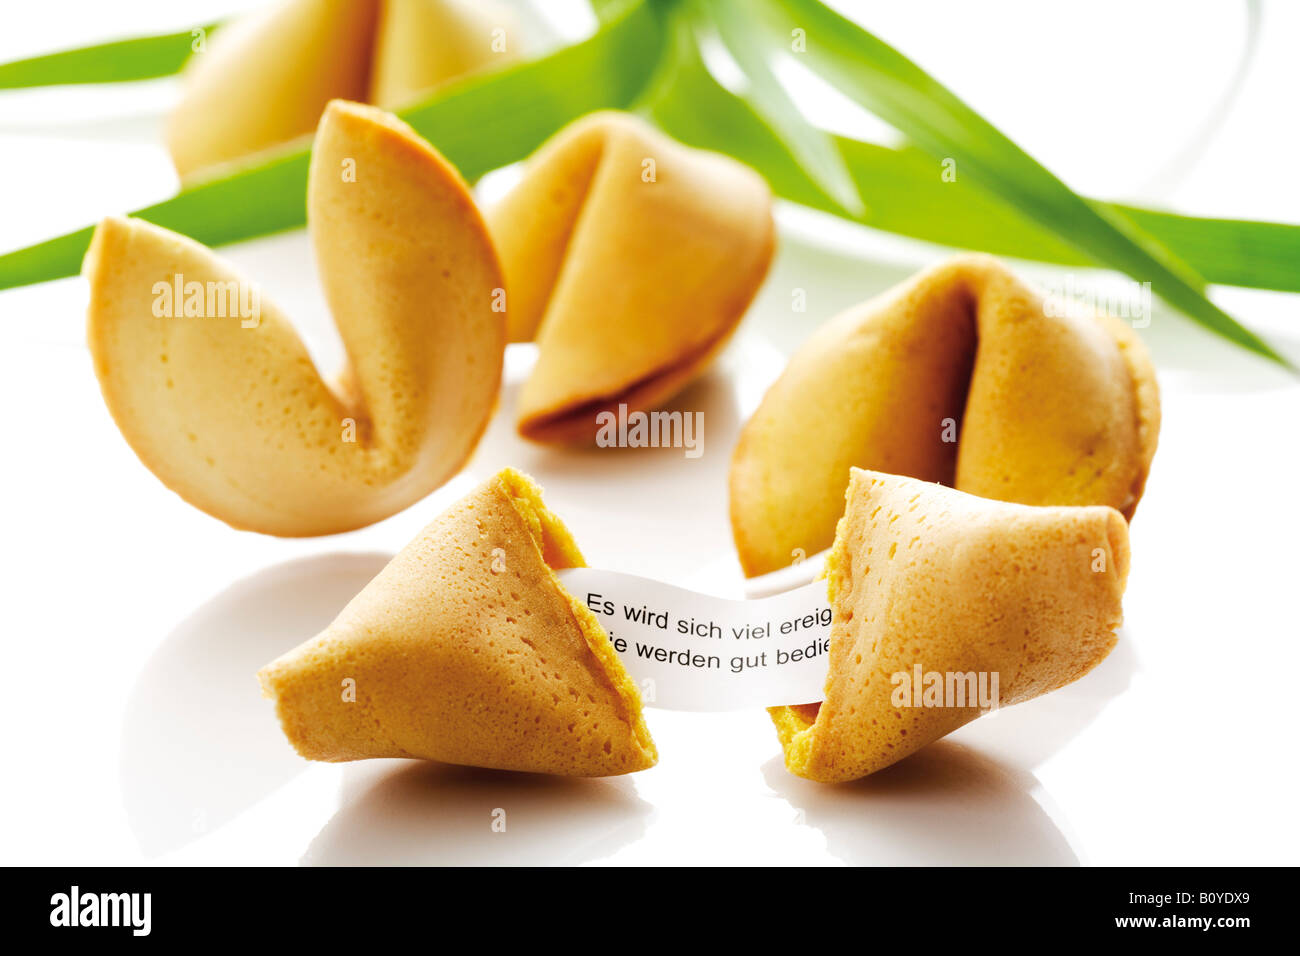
[763,0,1290,367]
[645,39,1300,293]
[646,38,1081,262]
[0,25,216,88]
[697,0,862,215]
[0,0,665,292]
[5,0,1298,307]
[645,17,1300,296]
[1113,206,1300,294]
[590,0,635,22]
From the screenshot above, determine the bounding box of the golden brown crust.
[730,254,1160,576]
[368,0,519,109]
[166,0,517,179]
[166,0,381,180]
[487,111,776,445]
[770,468,1128,783]
[85,101,505,536]
[258,468,658,776]
[1096,312,1162,519]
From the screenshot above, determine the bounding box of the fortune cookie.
[771,469,1129,783]
[730,254,1160,576]
[85,101,505,536]
[258,468,658,776]
[167,0,517,178]
[487,111,776,443]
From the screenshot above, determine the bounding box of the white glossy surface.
[1,1,1297,866]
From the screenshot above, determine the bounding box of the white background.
[0,1,1297,865]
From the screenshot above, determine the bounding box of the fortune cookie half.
[258,469,658,776]
[167,0,517,179]
[771,469,1129,783]
[488,111,776,443]
[730,254,1160,576]
[86,101,505,536]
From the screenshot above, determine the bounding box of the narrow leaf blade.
[767,0,1290,366]
[0,25,216,88]
[700,0,862,215]
[0,0,665,291]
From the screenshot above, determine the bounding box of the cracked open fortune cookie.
[771,468,1129,783]
[258,468,658,776]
